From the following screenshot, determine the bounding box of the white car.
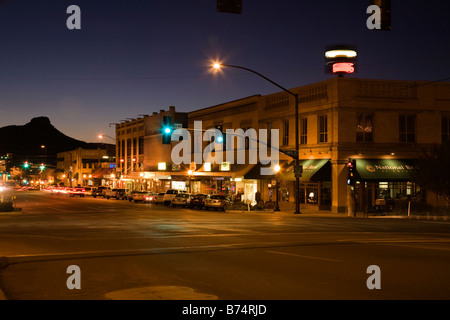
[163,189,187,205]
[171,193,193,208]
[153,192,166,204]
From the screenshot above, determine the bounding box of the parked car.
[130,191,155,203]
[163,189,187,205]
[205,195,230,211]
[171,193,193,208]
[105,188,128,200]
[189,194,210,209]
[93,186,108,198]
[68,187,86,197]
[144,192,157,203]
[127,190,141,201]
[83,186,93,196]
[153,192,166,204]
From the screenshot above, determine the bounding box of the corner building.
[189,77,450,214]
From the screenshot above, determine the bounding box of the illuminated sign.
[158,162,166,170]
[325,49,357,59]
[325,45,357,75]
[203,162,211,172]
[220,162,230,171]
[333,62,355,74]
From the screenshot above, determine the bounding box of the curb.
[0,257,8,300]
[0,288,6,300]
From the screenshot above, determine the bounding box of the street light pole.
[274,164,281,212]
[98,134,115,142]
[214,63,301,214]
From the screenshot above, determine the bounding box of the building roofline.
[188,95,262,116]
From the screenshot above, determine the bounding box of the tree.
[411,144,450,205]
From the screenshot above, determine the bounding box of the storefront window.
[356,113,373,142]
[244,182,257,205]
[319,115,328,143]
[399,114,416,143]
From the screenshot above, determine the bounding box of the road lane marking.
[46,207,76,212]
[375,242,450,251]
[266,250,340,262]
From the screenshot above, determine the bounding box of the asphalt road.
[1,191,450,302]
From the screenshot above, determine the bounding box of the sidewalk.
[235,206,450,221]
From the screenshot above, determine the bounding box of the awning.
[136,164,255,179]
[244,159,330,182]
[298,159,331,181]
[356,159,417,181]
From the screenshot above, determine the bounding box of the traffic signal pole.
[294,93,300,214]
[218,64,301,214]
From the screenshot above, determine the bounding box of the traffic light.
[347,159,356,185]
[162,116,172,144]
[215,124,224,145]
[23,161,30,169]
[368,0,391,31]
[325,45,357,76]
[294,164,303,178]
[40,163,45,170]
[217,0,242,14]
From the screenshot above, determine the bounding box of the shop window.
[356,113,373,142]
[399,115,416,143]
[282,120,289,146]
[301,118,307,145]
[319,115,328,143]
[139,137,144,155]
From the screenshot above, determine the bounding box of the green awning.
[356,159,417,181]
[298,159,330,181]
[244,159,330,182]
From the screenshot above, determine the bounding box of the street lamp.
[274,164,281,212]
[212,62,301,214]
[41,145,47,165]
[98,134,115,142]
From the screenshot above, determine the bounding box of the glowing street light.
[98,134,115,142]
[187,169,193,193]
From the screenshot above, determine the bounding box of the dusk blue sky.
[1,0,450,142]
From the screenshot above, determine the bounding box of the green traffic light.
[164,127,171,134]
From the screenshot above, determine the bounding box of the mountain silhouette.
[0,117,108,166]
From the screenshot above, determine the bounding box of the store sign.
[333,62,355,74]
[158,162,166,170]
[203,163,211,172]
[220,162,230,171]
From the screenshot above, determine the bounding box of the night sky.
[1,0,450,142]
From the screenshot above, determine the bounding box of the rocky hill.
[0,117,109,166]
